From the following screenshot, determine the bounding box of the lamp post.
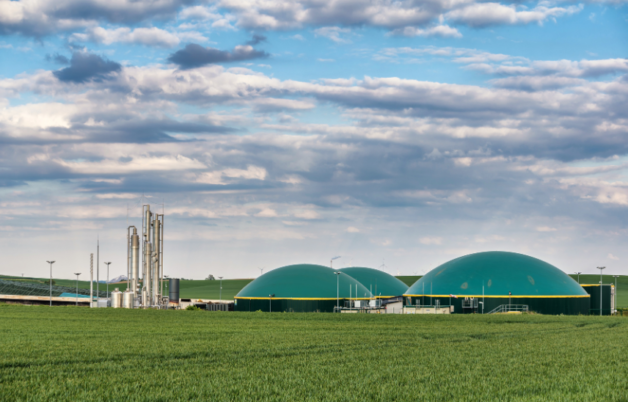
[47,261,55,307]
[74,273,81,306]
[333,272,341,312]
[613,275,619,315]
[104,262,112,301]
[597,266,606,316]
[575,272,582,284]
[219,276,223,303]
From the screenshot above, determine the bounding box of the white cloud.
[536,226,557,232]
[419,237,442,245]
[314,27,353,43]
[445,3,583,28]
[393,25,462,38]
[608,253,619,260]
[346,226,360,233]
[70,26,207,48]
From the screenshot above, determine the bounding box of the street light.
[333,272,341,312]
[104,262,111,301]
[597,266,606,316]
[613,275,620,315]
[219,276,223,303]
[74,273,81,306]
[575,272,582,284]
[47,261,55,307]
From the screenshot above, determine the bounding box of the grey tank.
[169,278,180,303]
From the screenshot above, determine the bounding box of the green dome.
[338,267,408,298]
[405,251,588,297]
[236,264,373,300]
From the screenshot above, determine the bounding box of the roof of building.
[235,264,373,299]
[404,251,588,297]
[338,267,408,298]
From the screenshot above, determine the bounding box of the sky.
[0,0,627,281]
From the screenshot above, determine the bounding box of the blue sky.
[1,0,627,280]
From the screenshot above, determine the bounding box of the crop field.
[1,305,627,401]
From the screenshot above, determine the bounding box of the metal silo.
[110,288,123,308]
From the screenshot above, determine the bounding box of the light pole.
[219,276,223,303]
[598,266,606,316]
[104,262,111,301]
[575,272,582,284]
[613,275,619,315]
[47,261,55,307]
[330,256,341,268]
[74,273,81,306]
[333,272,341,312]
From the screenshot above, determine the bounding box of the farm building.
[338,267,408,298]
[404,251,590,315]
[234,264,372,312]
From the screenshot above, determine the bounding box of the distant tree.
[206,275,215,280]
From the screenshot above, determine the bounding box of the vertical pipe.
[97,238,99,308]
[127,227,130,288]
[131,229,139,300]
[159,215,164,307]
[152,218,160,306]
[90,254,93,308]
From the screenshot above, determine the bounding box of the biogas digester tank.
[403,251,590,315]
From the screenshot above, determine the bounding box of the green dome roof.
[405,251,588,297]
[236,264,373,299]
[338,267,408,298]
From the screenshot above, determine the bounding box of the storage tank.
[122,289,134,309]
[110,288,123,308]
[169,278,180,304]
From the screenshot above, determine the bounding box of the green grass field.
[0,305,626,401]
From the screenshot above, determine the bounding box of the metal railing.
[487,304,529,314]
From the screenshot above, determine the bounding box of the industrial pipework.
[125,204,165,308]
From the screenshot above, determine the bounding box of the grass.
[569,274,628,308]
[0,306,627,401]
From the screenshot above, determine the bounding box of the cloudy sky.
[1,0,627,280]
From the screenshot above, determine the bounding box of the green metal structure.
[581,285,613,315]
[338,267,408,298]
[234,264,372,312]
[404,251,590,315]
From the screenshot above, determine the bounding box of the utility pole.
[334,272,341,312]
[598,266,606,316]
[74,273,81,306]
[575,272,582,284]
[47,261,56,307]
[219,276,223,303]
